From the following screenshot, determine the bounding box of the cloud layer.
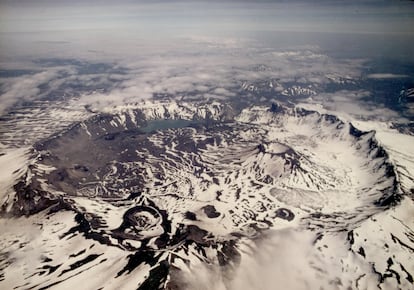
[1,35,412,123]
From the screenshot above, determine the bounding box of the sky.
[1,0,414,60]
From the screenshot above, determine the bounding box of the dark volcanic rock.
[202,205,220,218]
[1,180,57,217]
[274,208,295,221]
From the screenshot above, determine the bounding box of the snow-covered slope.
[0,101,412,290]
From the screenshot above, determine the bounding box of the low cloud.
[75,44,366,110]
[0,70,59,114]
[227,230,322,290]
[366,73,409,79]
[0,59,127,114]
[179,229,378,290]
[304,90,407,122]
